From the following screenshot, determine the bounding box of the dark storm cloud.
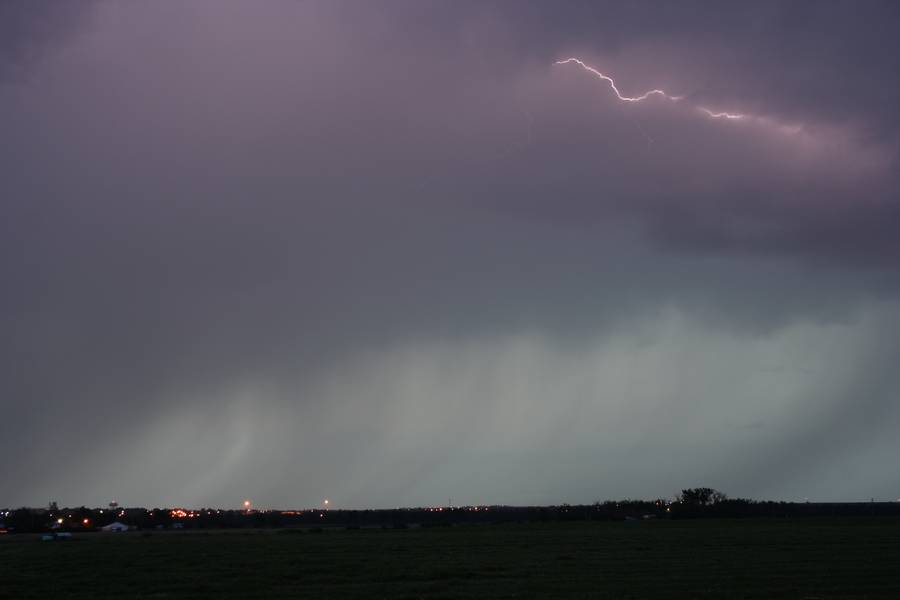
[2,1,900,507]
[0,0,95,83]
[427,0,900,264]
[409,0,900,132]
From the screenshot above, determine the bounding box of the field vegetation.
[2,518,899,598]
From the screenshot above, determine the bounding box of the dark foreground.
[2,518,899,599]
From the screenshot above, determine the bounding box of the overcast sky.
[3,0,900,509]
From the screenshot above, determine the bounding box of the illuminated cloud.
[552,55,880,156]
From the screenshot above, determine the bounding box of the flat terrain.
[2,518,899,599]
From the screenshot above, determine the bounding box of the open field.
[2,518,899,599]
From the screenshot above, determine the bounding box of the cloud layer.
[2,0,900,507]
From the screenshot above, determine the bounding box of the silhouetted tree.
[679,488,727,506]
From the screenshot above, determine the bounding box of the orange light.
[83,518,89,525]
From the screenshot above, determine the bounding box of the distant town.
[5,489,900,538]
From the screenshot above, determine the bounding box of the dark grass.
[2,518,900,599]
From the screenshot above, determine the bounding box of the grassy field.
[2,518,899,599]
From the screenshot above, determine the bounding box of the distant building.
[101,522,129,532]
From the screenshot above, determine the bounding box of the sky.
[3,0,900,509]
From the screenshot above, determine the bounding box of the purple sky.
[3,0,900,509]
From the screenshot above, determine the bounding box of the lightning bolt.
[553,58,683,103]
[698,107,746,120]
[554,57,766,128]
